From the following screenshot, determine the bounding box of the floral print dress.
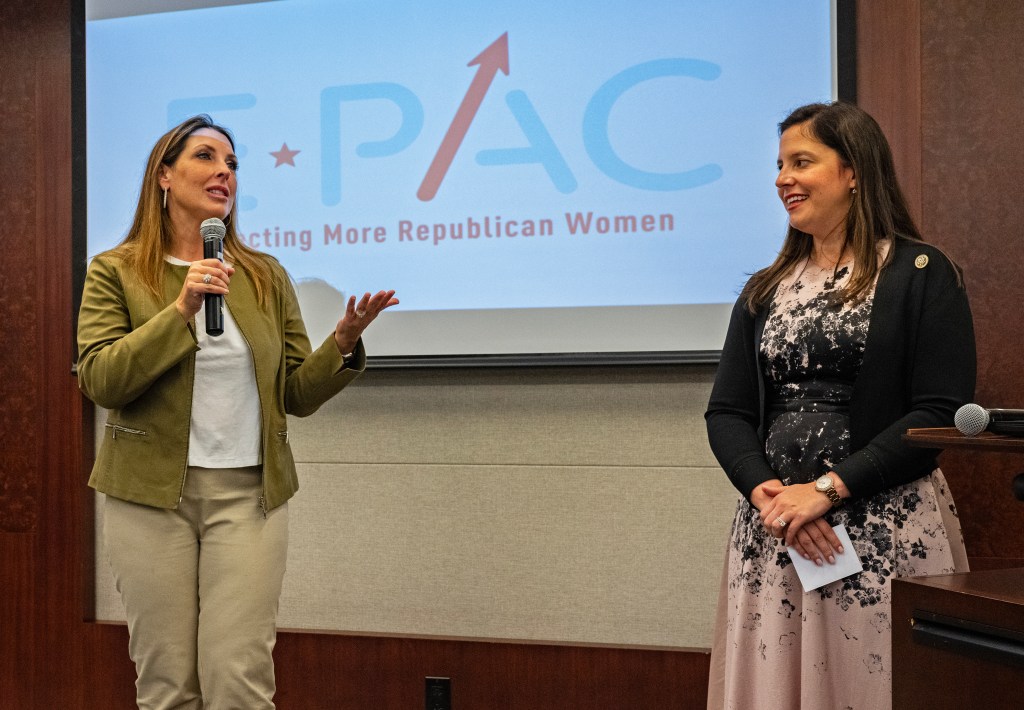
[707,253,968,710]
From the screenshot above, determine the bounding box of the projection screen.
[84,0,842,365]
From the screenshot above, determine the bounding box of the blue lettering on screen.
[320,83,424,207]
[583,59,724,191]
[476,90,577,194]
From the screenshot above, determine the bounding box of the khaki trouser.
[103,466,288,710]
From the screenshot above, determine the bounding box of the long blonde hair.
[107,115,278,306]
[741,102,926,313]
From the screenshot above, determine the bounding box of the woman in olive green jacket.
[77,115,397,709]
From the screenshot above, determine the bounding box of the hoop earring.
[163,188,168,209]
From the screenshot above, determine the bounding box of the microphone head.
[955,403,990,436]
[200,217,226,240]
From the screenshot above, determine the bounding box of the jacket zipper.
[229,298,270,519]
[178,348,196,509]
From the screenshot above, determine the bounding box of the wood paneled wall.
[2,1,1023,707]
[0,0,88,707]
[860,0,1024,568]
[918,0,1024,568]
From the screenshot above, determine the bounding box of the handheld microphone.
[954,403,1024,437]
[200,217,226,337]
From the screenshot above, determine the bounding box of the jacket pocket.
[105,423,148,440]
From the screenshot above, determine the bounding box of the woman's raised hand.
[333,290,399,355]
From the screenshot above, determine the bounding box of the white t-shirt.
[167,256,263,468]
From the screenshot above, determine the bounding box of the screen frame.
[72,0,856,369]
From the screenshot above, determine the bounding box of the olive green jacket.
[77,253,364,511]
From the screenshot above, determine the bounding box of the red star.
[270,142,301,167]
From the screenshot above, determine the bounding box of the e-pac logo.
[176,34,724,207]
[323,33,722,206]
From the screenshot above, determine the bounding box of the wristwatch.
[815,474,842,506]
[341,351,356,369]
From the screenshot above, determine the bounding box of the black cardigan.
[705,236,976,501]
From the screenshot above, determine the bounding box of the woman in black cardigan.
[704,102,975,709]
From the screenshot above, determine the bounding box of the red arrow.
[417,33,509,201]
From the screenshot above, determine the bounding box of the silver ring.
[356,309,367,318]
[202,273,213,284]
[775,517,787,528]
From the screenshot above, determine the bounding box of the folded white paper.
[787,524,864,592]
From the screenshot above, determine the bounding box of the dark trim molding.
[837,0,857,102]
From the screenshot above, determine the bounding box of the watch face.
[815,476,832,491]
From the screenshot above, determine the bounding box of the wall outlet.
[425,676,451,710]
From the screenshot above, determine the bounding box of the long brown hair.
[741,101,923,313]
[107,115,278,306]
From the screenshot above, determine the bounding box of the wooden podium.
[892,428,1024,710]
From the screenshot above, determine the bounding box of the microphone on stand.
[954,403,1024,437]
[201,217,226,337]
